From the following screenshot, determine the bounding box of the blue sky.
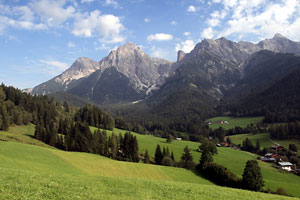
[1,0,300,89]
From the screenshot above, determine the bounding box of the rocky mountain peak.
[31,57,100,95]
[177,50,186,62]
[273,33,285,39]
[98,42,173,94]
[258,33,300,55]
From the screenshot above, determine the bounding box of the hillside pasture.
[0,141,297,200]
[207,116,264,130]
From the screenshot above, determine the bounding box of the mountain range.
[30,33,300,125]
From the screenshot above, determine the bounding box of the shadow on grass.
[191,169,215,184]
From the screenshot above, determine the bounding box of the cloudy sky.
[1,0,300,89]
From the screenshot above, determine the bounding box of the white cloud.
[187,5,196,12]
[217,0,300,40]
[0,15,46,32]
[183,32,191,36]
[104,0,120,8]
[171,20,177,25]
[144,18,150,23]
[14,6,34,21]
[72,10,125,43]
[147,33,173,41]
[207,18,220,27]
[68,41,76,48]
[30,0,75,26]
[175,40,195,53]
[150,46,171,59]
[40,59,69,71]
[201,27,214,39]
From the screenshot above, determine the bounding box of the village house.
[278,162,293,172]
[261,153,276,163]
[271,145,283,151]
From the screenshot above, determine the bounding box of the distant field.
[206,116,264,130]
[90,127,202,162]
[229,133,275,148]
[215,148,300,197]
[229,133,300,151]
[0,124,52,148]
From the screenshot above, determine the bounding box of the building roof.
[278,162,293,166]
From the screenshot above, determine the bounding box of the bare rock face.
[31,57,100,95]
[258,33,300,55]
[98,42,173,95]
[177,50,186,62]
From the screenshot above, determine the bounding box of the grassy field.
[228,133,275,148]
[228,133,300,151]
[92,127,300,197]
[1,167,297,200]
[90,127,202,162]
[1,124,300,198]
[0,124,52,148]
[207,116,264,130]
[0,141,297,200]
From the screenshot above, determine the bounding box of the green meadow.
[92,127,300,197]
[207,116,264,130]
[228,132,300,154]
[1,124,300,198]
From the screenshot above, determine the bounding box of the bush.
[275,187,288,196]
[161,157,174,166]
[200,163,242,188]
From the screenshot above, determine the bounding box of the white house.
[278,162,293,172]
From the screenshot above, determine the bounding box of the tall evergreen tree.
[144,149,150,164]
[180,146,194,169]
[155,144,163,165]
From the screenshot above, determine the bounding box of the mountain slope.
[32,57,100,95]
[221,51,300,119]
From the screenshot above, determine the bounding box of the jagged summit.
[31,57,100,95]
[273,33,285,39]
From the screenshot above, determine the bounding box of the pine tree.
[255,139,260,153]
[170,151,175,161]
[242,160,264,191]
[180,146,194,169]
[144,150,150,164]
[1,104,9,131]
[155,144,163,165]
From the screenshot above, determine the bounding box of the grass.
[228,133,275,148]
[90,127,202,162]
[91,127,300,197]
[2,142,297,200]
[1,124,300,198]
[1,167,297,200]
[207,116,264,130]
[0,124,52,148]
[228,133,300,154]
[214,148,300,197]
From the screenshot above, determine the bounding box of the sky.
[1,0,300,89]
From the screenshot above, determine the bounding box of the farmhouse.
[278,162,293,172]
[261,153,276,163]
[206,120,229,125]
[271,145,283,151]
